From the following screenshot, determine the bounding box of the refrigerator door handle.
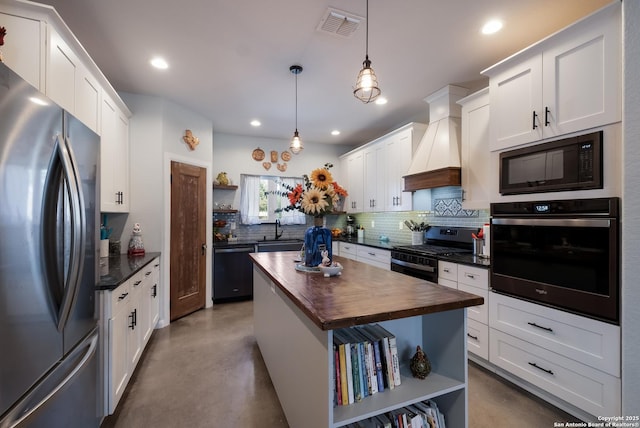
[50,134,86,332]
[0,330,98,428]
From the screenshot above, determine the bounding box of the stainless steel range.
[391,226,476,282]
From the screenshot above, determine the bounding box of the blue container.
[304,225,332,267]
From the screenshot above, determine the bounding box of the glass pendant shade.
[353,0,381,104]
[290,64,304,154]
[354,56,381,103]
[290,130,303,154]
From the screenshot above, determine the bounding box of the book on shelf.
[365,324,398,389]
[357,326,385,392]
[371,324,401,387]
[350,327,378,396]
[333,344,341,406]
[333,329,354,405]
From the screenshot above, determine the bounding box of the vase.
[304,217,332,267]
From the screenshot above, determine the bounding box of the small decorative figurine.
[321,249,331,266]
[127,223,145,256]
[183,129,199,151]
[409,345,431,379]
[216,172,229,185]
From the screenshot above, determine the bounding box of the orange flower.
[288,183,303,205]
[332,181,348,197]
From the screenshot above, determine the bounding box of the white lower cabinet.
[338,242,356,261]
[489,292,621,417]
[437,261,489,358]
[338,242,390,270]
[355,246,390,270]
[100,256,161,414]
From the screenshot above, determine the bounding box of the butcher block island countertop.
[249,251,484,428]
[249,251,484,331]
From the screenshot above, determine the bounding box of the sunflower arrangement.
[276,163,348,217]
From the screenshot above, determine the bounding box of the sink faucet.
[275,219,283,240]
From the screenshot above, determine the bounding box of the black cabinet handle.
[532,111,538,129]
[544,106,551,126]
[467,333,479,341]
[129,311,135,330]
[528,322,553,333]
[118,292,128,301]
[152,284,157,298]
[134,280,142,287]
[145,271,152,276]
[528,362,554,376]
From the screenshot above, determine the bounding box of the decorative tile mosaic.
[433,198,479,218]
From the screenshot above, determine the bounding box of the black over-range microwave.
[499,131,603,195]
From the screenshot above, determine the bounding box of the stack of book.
[342,400,446,428]
[332,324,401,406]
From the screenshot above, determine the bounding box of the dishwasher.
[213,244,256,303]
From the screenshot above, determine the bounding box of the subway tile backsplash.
[216,186,489,245]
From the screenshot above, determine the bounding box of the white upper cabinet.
[484,2,621,151]
[46,27,78,113]
[100,92,130,213]
[385,127,417,211]
[0,9,45,89]
[363,143,385,212]
[75,63,101,133]
[459,88,490,210]
[344,151,364,213]
[340,123,426,213]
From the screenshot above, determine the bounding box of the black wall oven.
[490,197,619,324]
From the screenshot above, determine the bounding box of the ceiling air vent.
[317,8,363,38]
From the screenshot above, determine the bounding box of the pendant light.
[290,64,304,154]
[353,0,381,103]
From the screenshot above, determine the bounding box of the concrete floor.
[101,300,580,427]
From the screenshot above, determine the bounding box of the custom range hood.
[404,85,469,191]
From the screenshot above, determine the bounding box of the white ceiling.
[37,0,611,147]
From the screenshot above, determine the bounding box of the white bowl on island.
[318,263,343,277]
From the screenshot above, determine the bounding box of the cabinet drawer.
[457,265,488,289]
[109,282,131,316]
[356,246,390,265]
[438,261,457,282]
[467,318,488,360]
[458,283,487,324]
[438,277,457,290]
[489,293,620,376]
[490,329,620,417]
[338,242,357,259]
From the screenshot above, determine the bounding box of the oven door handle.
[391,258,436,273]
[492,218,611,228]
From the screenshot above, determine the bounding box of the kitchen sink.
[256,239,303,252]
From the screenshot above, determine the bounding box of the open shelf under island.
[250,251,484,428]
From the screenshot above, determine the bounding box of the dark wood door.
[170,161,207,321]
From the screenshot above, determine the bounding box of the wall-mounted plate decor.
[277,163,287,172]
[262,162,271,170]
[281,151,291,162]
[252,147,265,161]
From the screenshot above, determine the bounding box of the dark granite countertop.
[439,252,491,268]
[334,236,402,251]
[97,252,161,290]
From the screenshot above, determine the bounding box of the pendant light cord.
[365,0,369,60]
[295,71,298,131]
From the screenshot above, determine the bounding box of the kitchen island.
[250,251,484,428]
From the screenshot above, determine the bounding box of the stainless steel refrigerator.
[0,63,101,428]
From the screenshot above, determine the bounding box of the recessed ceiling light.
[250,120,261,127]
[375,97,388,105]
[482,19,503,35]
[150,57,169,69]
[331,130,340,136]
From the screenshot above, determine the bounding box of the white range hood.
[404,85,469,191]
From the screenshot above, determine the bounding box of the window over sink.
[239,174,305,225]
